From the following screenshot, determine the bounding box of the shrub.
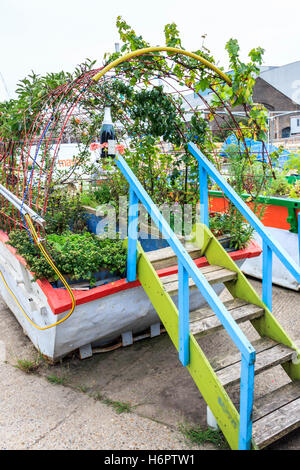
[8,230,127,285]
[268,173,290,196]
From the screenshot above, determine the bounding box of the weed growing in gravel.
[103,398,132,414]
[47,374,67,385]
[179,424,228,449]
[92,392,131,414]
[16,359,39,374]
[93,392,104,401]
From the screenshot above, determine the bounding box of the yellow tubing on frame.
[92,46,232,85]
[0,213,76,330]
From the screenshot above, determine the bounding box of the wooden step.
[215,339,295,388]
[252,382,300,448]
[189,299,265,338]
[211,337,277,371]
[162,265,238,295]
[147,243,202,271]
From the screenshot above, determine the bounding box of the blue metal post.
[239,353,255,450]
[199,165,209,228]
[178,260,190,366]
[262,240,272,311]
[127,187,139,282]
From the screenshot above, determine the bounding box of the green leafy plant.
[179,423,228,449]
[80,192,99,209]
[77,384,88,393]
[44,190,88,235]
[284,151,300,175]
[212,144,270,249]
[7,230,127,284]
[15,359,40,374]
[93,392,104,401]
[209,212,254,250]
[289,181,300,199]
[92,392,131,413]
[47,374,67,385]
[269,173,291,196]
[80,183,114,208]
[102,398,132,414]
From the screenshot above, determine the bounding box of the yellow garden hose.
[0,213,76,330]
[92,46,232,85]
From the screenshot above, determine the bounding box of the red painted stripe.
[0,230,262,315]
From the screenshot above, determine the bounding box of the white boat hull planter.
[242,228,300,291]
[0,231,261,360]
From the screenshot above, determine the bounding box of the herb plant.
[8,230,127,285]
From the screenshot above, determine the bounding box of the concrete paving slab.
[0,362,201,450]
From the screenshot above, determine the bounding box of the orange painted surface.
[209,196,290,230]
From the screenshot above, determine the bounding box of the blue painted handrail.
[189,142,300,312]
[114,151,255,450]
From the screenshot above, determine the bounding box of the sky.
[1,0,300,101]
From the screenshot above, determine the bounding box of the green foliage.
[284,151,300,174]
[103,398,132,414]
[211,144,272,249]
[80,192,99,209]
[225,39,264,108]
[164,23,183,49]
[0,70,71,143]
[7,230,127,284]
[213,116,249,142]
[47,374,67,385]
[92,392,132,413]
[289,181,300,199]
[130,86,181,145]
[97,17,269,221]
[212,38,267,142]
[15,359,40,374]
[209,212,254,250]
[116,16,149,53]
[80,184,117,209]
[179,423,228,449]
[269,173,290,196]
[44,190,88,234]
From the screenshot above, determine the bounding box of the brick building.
[255,62,300,138]
[183,61,300,140]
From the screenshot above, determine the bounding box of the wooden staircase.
[138,225,300,449]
